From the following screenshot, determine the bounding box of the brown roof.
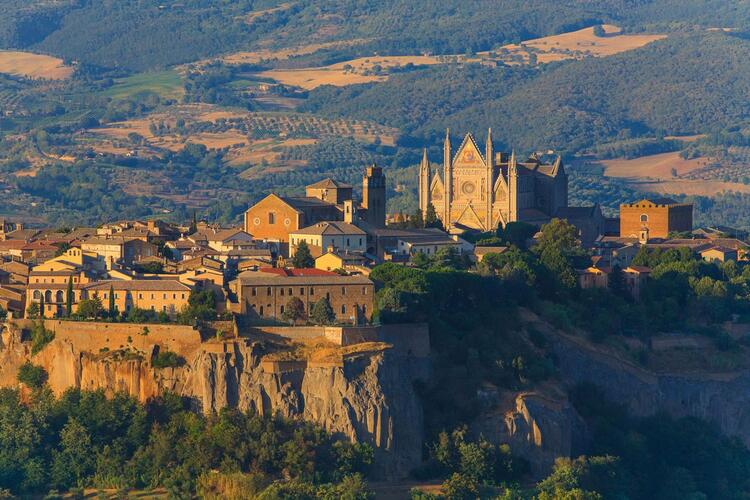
[239,269,372,286]
[306,178,352,190]
[291,221,366,236]
[85,280,190,291]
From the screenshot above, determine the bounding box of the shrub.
[17,362,47,388]
[152,350,186,369]
[30,322,55,355]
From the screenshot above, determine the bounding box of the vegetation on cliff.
[0,387,374,497]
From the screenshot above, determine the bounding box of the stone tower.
[418,148,431,215]
[362,164,386,228]
[485,128,494,229]
[508,150,518,222]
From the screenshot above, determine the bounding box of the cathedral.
[418,129,598,235]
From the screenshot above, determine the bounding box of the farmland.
[0,51,73,79]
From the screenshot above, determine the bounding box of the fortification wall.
[12,319,202,356]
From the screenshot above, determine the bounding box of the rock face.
[0,322,428,479]
[472,391,588,478]
[547,323,750,448]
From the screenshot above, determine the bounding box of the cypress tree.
[66,279,74,317]
[39,294,45,319]
[108,284,116,319]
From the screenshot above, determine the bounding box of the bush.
[30,322,55,355]
[17,362,47,388]
[152,350,186,369]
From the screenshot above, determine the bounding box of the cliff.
[0,320,429,479]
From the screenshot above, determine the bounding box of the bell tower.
[362,164,386,228]
[418,148,431,215]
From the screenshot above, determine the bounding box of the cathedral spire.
[419,148,431,215]
[443,129,452,228]
[485,128,494,231]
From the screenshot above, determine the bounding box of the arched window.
[55,290,64,303]
[268,212,275,224]
[341,304,346,314]
[44,290,52,303]
[259,306,264,316]
[640,214,649,223]
[33,290,41,300]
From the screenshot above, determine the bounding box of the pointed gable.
[453,133,485,168]
[455,204,485,230]
[430,173,445,200]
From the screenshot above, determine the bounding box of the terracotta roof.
[239,268,372,286]
[280,196,339,210]
[291,221,366,236]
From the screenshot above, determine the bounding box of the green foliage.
[17,362,47,389]
[0,388,373,496]
[292,241,315,269]
[26,302,40,320]
[310,298,335,326]
[76,297,104,320]
[30,322,55,356]
[177,289,217,324]
[151,350,185,369]
[281,297,307,325]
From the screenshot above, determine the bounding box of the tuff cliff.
[0,320,429,479]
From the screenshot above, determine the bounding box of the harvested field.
[516,24,666,62]
[599,152,709,180]
[631,179,750,196]
[0,51,73,79]
[245,2,294,25]
[220,40,368,65]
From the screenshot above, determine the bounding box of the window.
[359,238,363,245]
[280,305,284,314]
[280,288,284,296]
[346,238,350,246]
[300,287,304,295]
[151,305,155,310]
[342,287,346,295]
[104,293,108,299]
[362,287,367,295]
[139,293,143,299]
[288,288,292,296]
[259,306,264,316]
[163,306,166,312]
[252,288,257,296]
[163,294,167,299]
[182,293,185,299]
[33,290,41,300]
[151,294,154,299]
[640,214,649,223]
[173,294,176,299]
[267,287,272,296]
[362,305,367,314]
[268,212,276,224]
[310,287,314,295]
[341,304,346,314]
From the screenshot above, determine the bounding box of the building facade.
[236,268,374,324]
[619,198,693,240]
[419,130,570,231]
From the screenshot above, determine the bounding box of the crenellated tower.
[362,164,386,228]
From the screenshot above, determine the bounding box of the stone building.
[419,129,581,232]
[619,198,693,240]
[235,268,374,324]
[289,221,367,258]
[244,166,387,245]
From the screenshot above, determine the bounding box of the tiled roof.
[85,280,190,291]
[291,221,366,236]
[306,178,352,189]
[280,196,338,210]
[239,269,372,286]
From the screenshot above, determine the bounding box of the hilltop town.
[3,132,750,498]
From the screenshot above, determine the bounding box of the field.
[597,151,750,196]
[0,51,73,79]
[86,103,397,176]
[102,70,184,100]
[506,24,667,63]
[220,40,368,65]
[250,25,665,89]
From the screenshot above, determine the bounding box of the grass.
[102,70,184,100]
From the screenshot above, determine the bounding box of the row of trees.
[0,386,374,497]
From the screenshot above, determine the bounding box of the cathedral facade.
[419,129,570,232]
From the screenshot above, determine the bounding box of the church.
[418,129,605,243]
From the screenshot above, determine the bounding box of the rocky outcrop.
[472,391,588,478]
[0,322,428,479]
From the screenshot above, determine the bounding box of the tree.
[282,297,306,325]
[310,298,335,325]
[608,265,627,298]
[424,203,442,230]
[65,279,74,317]
[411,208,424,228]
[17,362,47,389]
[26,302,40,320]
[77,297,103,320]
[189,211,198,234]
[593,24,606,37]
[108,285,116,318]
[292,241,314,269]
[39,295,45,319]
[501,222,537,249]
